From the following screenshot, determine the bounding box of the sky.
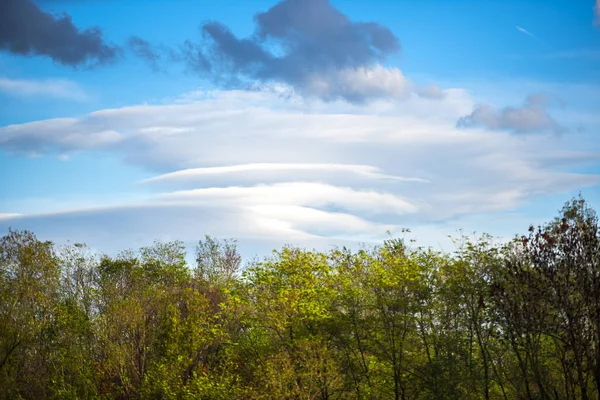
[1,0,599,258]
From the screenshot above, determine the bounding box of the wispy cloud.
[595,0,600,26]
[128,36,180,72]
[0,77,87,100]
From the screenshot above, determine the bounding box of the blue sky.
[1,0,599,257]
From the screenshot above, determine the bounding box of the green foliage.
[0,197,599,399]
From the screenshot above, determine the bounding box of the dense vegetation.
[1,197,599,399]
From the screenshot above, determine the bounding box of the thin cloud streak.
[141,163,429,184]
[0,77,87,100]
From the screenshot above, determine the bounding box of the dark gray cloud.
[183,0,401,101]
[0,0,120,66]
[457,94,566,135]
[128,37,160,71]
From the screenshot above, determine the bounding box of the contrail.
[516,25,550,47]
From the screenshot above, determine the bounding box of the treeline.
[1,197,599,399]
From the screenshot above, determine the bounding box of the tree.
[0,229,60,398]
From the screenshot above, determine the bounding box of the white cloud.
[0,87,472,160]
[304,66,449,102]
[246,205,397,239]
[0,77,87,100]
[307,66,413,102]
[158,182,419,216]
[0,88,598,254]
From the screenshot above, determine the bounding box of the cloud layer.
[0,0,120,66]
[1,88,598,253]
